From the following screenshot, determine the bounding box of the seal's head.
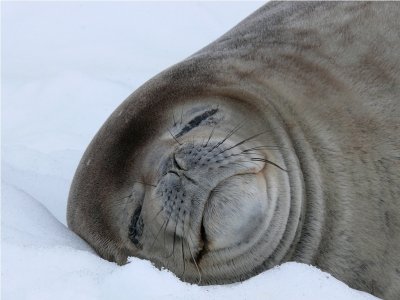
[68,60,305,284]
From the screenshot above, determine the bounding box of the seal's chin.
[201,172,268,252]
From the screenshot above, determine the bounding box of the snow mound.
[2,183,377,300]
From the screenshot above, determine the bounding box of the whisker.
[164,216,179,259]
[113,192,134,203]
[149,209,173,251]
[180,108,184,125]
[187,229,202,285]
[180,216,187,280]
[227,161,253,169]
[219,131,268,154]
[242,145,282,152]
[251,157,287,171]
[210,120,245,151]
[172,111,177,126]
[162,212,174,252]
[204,124,216,147]
[147,207,165,230]
[112,180,157,203]
[132,180,157,188]
[168,128,182,145]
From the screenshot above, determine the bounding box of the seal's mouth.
[166,175,232,266]
[195,219,208,264]
[194,170,268,265]
[193,176,235,264]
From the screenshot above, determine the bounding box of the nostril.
[173,153,187,170]
[168,170,179,176]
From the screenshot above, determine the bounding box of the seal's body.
[68,2,400,299]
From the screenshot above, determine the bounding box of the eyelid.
[175,108,219,138]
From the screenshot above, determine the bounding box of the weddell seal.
[67,2,400,299]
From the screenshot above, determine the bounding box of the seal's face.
[109,100,286,284]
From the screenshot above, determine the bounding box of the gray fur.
[68,2,400,299]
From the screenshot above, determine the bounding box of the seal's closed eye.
[129,205,143,247]
[175,108,219,138]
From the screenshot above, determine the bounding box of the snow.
[2,2,378,299]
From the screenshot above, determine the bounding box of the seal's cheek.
[203,173,267,251]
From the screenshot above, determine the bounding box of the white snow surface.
[2,2,379,300]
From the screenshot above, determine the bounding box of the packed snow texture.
[2,2,379,299]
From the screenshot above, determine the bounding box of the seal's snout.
[172,140,266,175]
[173,142,227,173]
[140,137,269,262]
